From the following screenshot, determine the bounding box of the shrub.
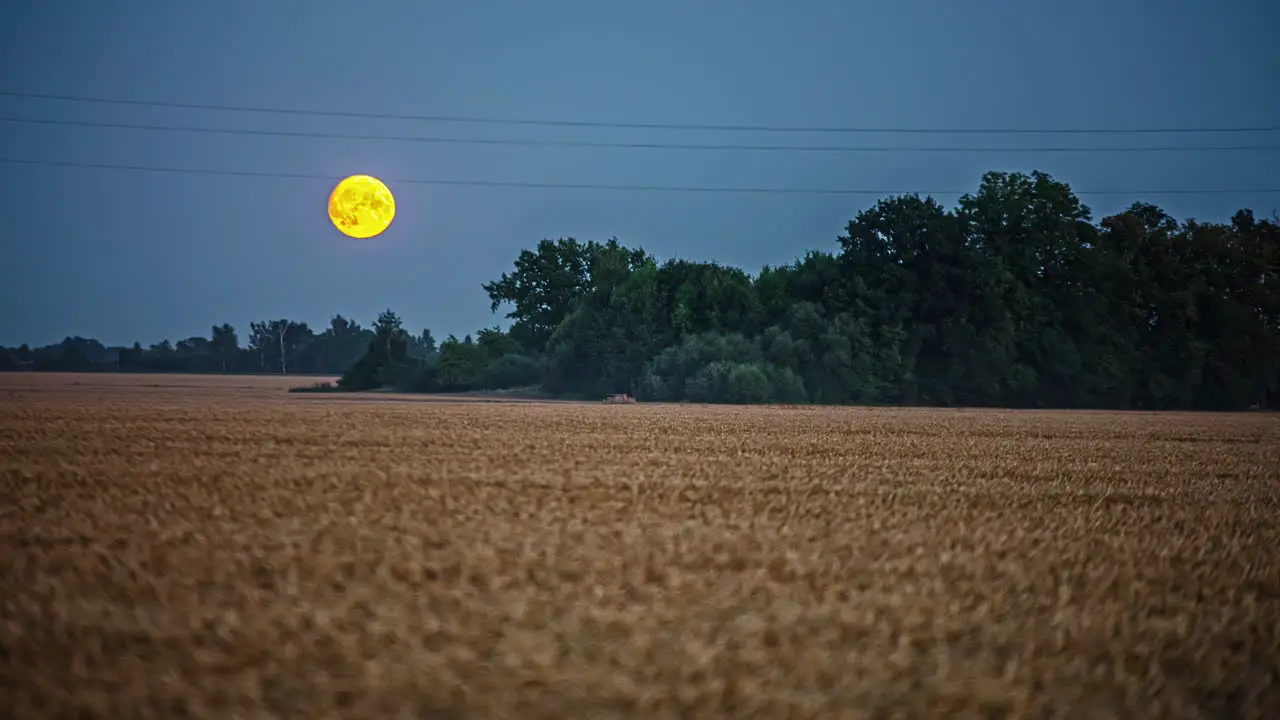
[764,365,808,404]
[289,381,339,393]
[725,363,773,404]
[474,354,544,391]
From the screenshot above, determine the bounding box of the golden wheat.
[1,373,1277,718]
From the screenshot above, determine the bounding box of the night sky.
[2,0,1276,347]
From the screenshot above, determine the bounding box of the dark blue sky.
[2,0,1276,347]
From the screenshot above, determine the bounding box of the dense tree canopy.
[5,171,1277,410]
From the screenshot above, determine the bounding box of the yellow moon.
[328,175,395,238]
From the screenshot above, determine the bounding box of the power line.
[4,115,1277,154]
[2,89,1276,136]
[3,156,1276,197]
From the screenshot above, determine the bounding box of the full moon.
[328,175,396,239]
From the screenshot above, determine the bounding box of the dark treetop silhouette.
[5,172,1277,411]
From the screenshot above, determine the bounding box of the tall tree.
[482,237,650,353]
[957,171,1097,407]
[339,310,412,391]
[407,328,438,360]
[210,324,239,372]
[175,336,213,373]
[311,315,371,373]
[248,319,313,374]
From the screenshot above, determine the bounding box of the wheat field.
[2,372,1278,718]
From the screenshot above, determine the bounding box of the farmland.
[2,373,1278,717]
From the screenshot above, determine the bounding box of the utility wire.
[4,116,1277,153]
[2,89,1276,136]
[3,157,1276,197]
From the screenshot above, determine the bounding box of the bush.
[638,332,761,401]
[337,356,380,391]
[764,365,808,403]
[338,354,419,392]
[289,381,339,393]
[726,363,773,404]
[680,360,808,404]
[474,354,544,390]
[631,369,669,402]
[434,339,486,391]
[685,361,733,403]
[402,357,441,392]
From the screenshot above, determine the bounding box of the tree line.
[5,170,1278,410]
[0,316,437,377]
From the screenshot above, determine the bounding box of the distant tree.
[311,315,372,374]
[249,319,312,374]
[247,322,272,371]
[210,324,239,372]
[473,353,543,390]
[435,334,487,390]
[175,336,212,372]
[407,327,437,360]
[339,310,411,390]
[482,237,650,353]
[475,327,517,361]
[371,311,408,367]
[118,342,144,372]
[58,343,91,372]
